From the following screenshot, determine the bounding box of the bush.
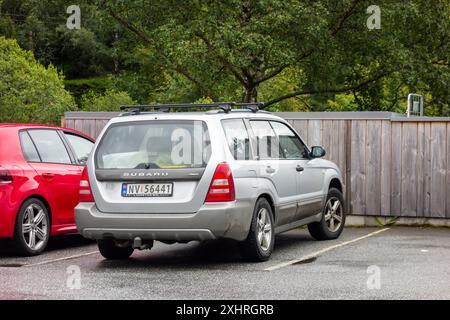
[64,76,114,103]
[0,36,75,125]
[79,89,136,112]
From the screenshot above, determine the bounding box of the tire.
[308,188,346,240]
[97,239,134,260]
[240,198,275,262]
[13,198,50,256]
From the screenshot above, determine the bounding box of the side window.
[28,130,71,164]
[222,119,251,160]
[64,133,94,165]
[19,131,41,162]
[249,120,279,159]
[270,121,309,159]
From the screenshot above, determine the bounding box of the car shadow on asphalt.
[95,230,315,269]
[0,234,95,257]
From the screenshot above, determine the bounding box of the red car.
[0,124,94,255]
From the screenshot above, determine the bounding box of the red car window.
[19,131,41,162]
[28,130,71,164]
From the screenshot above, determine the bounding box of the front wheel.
[97,239,134,260]
[308,188,346,240]
[240,198,275,262]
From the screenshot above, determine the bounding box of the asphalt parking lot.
[0,226,449,300]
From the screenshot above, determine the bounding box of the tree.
[1,0,448,114]
[79,89,135,111]
[0,0,119,78]
[100,0,449,112]
[0,36,75,124]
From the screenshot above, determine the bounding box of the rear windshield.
[96,120,211,169]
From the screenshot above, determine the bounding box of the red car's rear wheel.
[14,198,50,256]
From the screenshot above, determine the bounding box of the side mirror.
[310,146,326,158]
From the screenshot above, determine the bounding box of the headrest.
[147,136,173,153]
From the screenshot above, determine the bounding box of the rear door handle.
[296,165,304,172]
[265,166,276,174]
[42,173,55,180]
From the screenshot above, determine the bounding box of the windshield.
[96,120,211,169]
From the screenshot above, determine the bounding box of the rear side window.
[19,131,40,162]
[249,120,280,159]
[64,133,94,165]
[28,130,72,164]
[222,119,251,160]
[96,120,211,169]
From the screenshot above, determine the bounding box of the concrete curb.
[345,215,450,227]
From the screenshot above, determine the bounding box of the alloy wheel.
[22,203,48,251]
[324,197,343,232]
[256,208,272,251]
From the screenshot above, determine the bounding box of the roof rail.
[119,102,264,115]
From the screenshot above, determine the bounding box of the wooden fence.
[64,111,450,219]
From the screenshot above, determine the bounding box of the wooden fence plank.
[424,123,432,217]
[94,119,109,138]
[321,120,333,161]
[65,119,74,130]
[350,120,366,215]
[416,122,425,217]
[335,120,346,193]
[73,119,83,132]
[344,120,352,213]
[430,123,447,218]
[365,120,382,215]
[390,122,402,216]
[401,122,418,216]
[307,120,322,147]
[291,120,308,144]
[430,123,446,217]
[380,120,391,216]
[447,123,450,218]
[329,121,340,166]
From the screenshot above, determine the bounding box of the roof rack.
[119,102,265,115]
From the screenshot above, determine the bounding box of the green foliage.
[97,0,449,113]
[259,68,306,112]
[0,36,75,124]
[79,89,135,112]
[375,216,399,227]
[0,0,118,77]
[64,76,113,103]
[327,94,359,112]
[0,0,448,117]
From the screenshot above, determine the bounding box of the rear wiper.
[134,162,160,169]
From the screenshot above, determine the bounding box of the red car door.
[27,129,82,228]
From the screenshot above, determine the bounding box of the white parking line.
[264,228,391,271]
[23,251,99,268]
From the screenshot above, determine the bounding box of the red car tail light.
[205,163,235,202]
[0,166,13,184]
[79,166,94,202]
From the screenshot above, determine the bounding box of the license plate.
[121,183,173,197]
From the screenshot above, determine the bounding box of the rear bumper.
[75,200,254,242]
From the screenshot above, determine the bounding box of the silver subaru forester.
[75,103,345,261]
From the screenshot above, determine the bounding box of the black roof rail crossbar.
[235,102,264,112]
[120,102,265,114]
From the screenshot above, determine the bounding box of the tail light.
[79,166,94,203]
[0,166,13,184]
[205,163,235,202]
